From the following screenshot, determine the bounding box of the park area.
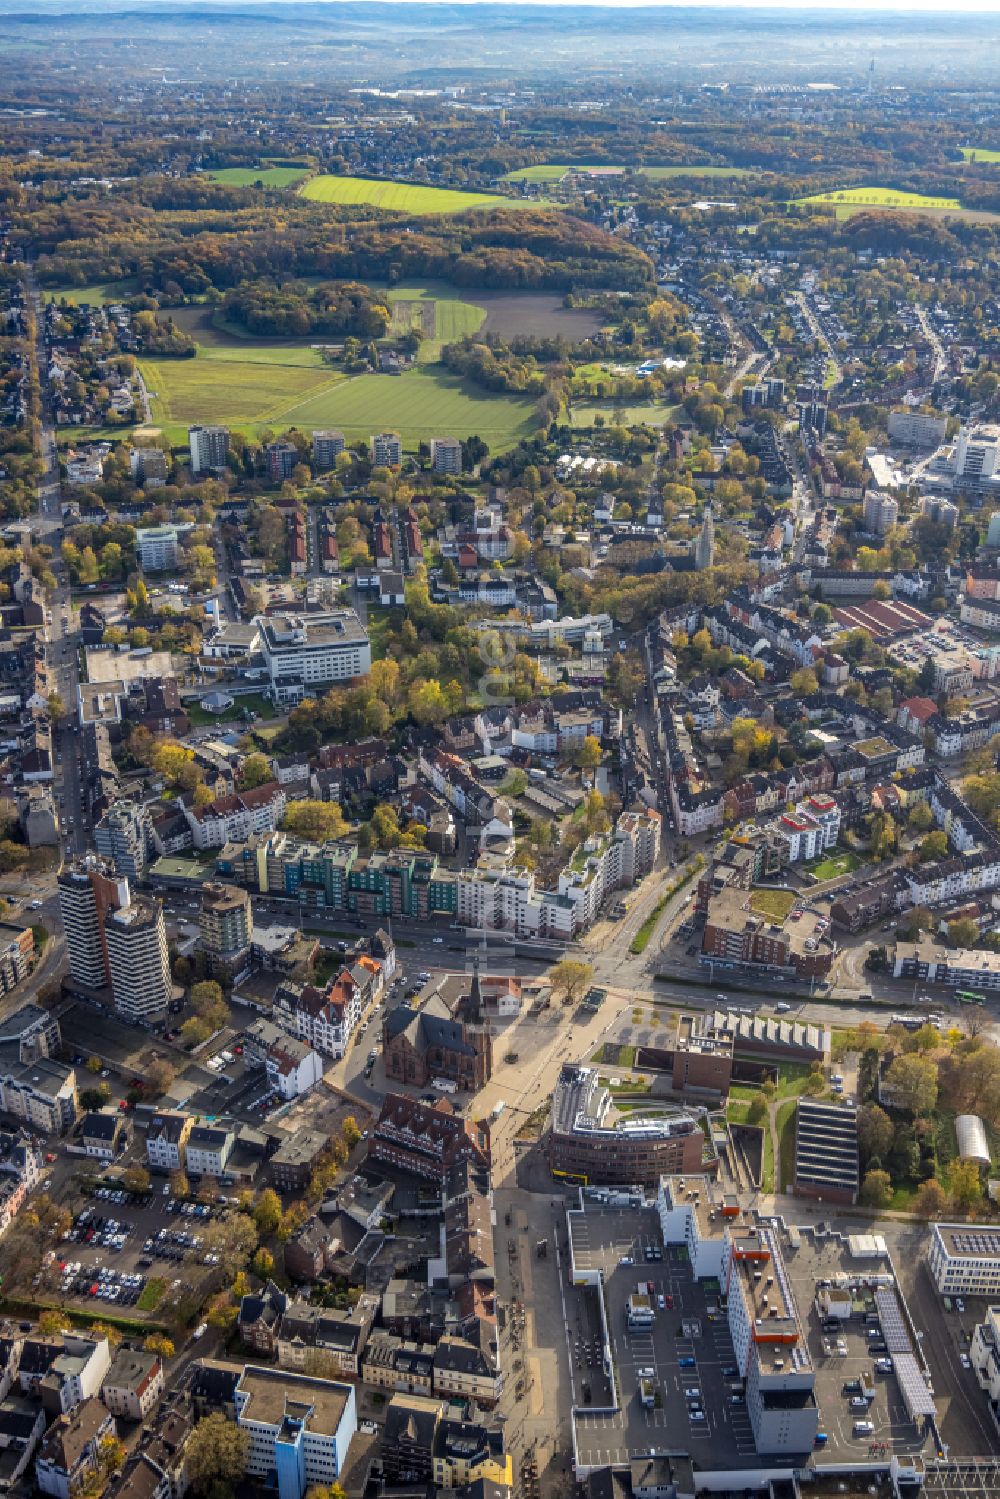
[299,174,538,214]
[803,849,861,882]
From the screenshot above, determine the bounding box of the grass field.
[383,285,486,353]
[798,186,963,217]
[140,356,534,451]
[804,849,861,882]
[43,280,137,306]
[208,166,310,188]
[961,147,1000,164]
[570,399,682,429]
[749,887,797,923]
[505,163,757,182]
[776,1098,798,1193]
[300,174,538,214]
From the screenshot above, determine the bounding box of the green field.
[43,280,137,306]
[798,186,963,217]
[208,166,310,188]
[140,356,534,451]
[804,849,861,882]
[506,163,758,183]
[570,399,682,429]
[961,146,1000,164]
[383,285,486,351]
[300,174,538,214]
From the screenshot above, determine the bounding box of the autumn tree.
[549,959,594,1006]
[949,1158,983,1209]
[184,1411,250,1494]
[857,1104,894,1163]
[144,1332,174,1359]
[885,1053,938,1115]
[122,1166,151,1195]
[574,735,603,771]
[253,1188,282,1235]
[146,1057,177,1096]
[283,800,349,842]
[240,752,273,790]
[914,1178,948,1219]
[860,1169,893,1208]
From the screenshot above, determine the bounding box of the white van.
[432,1078,458,1094]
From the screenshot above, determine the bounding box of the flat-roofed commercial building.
[234,1364,357,1498]
[793,1097,859,1205]
[257,612,371,706]
[549,1066,709,1186]
[928,1223,1000,1297]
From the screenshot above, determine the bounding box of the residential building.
[185,1125,234,1179]
[266,440,298,483]
[270,1130,329,1194]
[135,525,179,571]
[954,425,1000,483]
[199,882,254,980]
[39,1335,111,1417]
[145,1111,193,1174]
[368,1094,490,1184]
[57,860,129,990]
[382,1393,443,1485]
[257,612,371,706]
[0,1058,77,1135]
[888,409,947,449]
[928,1224,1000,1297]
[312,430,345,469]
[862,489,899,538]
[104,897,171,1025]
[362,1333,435,1396]
[100,1349,163,1422]
[970,1304,1000,1407]
[371,432,402,468]
[80,1111,128,1162]
[234,1364,357,1499]
[35,1398,116,1499]
[430,437,462,475]
[433,1417,510,1491]
[184,782,286,851]
[188,425,229,476]
[433,1334,502,1407]
[549,1066,707,1186]
[94,800,156,882]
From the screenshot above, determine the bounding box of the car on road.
[775,1002,792,1014]
[956,1297,966,1313]
[432,936,444,944]
[960,1354,971,1369]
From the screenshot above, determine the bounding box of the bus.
[955,990,987,1006]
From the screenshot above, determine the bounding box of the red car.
[665,1294,674,1309]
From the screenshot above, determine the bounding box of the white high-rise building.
[862,488,899,537]
[887,410,947,450]
[371,432,402,468]
[188,425,230,476]
[105,897,171,1025]
[58,860,129,990]
[430,437,462,475]
[954,426,1000,482]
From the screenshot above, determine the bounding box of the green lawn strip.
[43,279,139,306]
[960,147,1000,164]
[0,1294,168,1336]
[776,1098,798,1192]
[137,1277,167,1312]
[505,163,758,182]
[183,692,274,727]
[629,862,700,955]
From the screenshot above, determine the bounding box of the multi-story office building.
[430,437,462,475]
[234,1365,357,1499]
[188,425,230,475]
[954,425,1000,483]
[94,800,156,882]
[200,882,254,979]
[257,612,371,706]
[312,430,345,469]
[549,1066,707,1185]
[927,1223,1000,1297]
[371,432,402,468]
[57,860,129,990]
[135,525,179,571]
[104,897,171,1025]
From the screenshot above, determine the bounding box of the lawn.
[961,147,1000,164]
[776,1098,798,1193]
[184,692,274,726]
[139,353,341,429]
[383,286,486,353]
[749,887,797,923]
[505,163,758,182]
[43,280,137,306]
[804,849,861,882]
[571,399,683,429]
[137,1277,167,1311]
[300,175,540,214]
[208,166,310,188]
[797,186,963,217]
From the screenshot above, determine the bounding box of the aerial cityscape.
[3,3,1000,1498]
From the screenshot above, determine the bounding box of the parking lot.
[567,1205,751,1470]
[46,1184,225,1314]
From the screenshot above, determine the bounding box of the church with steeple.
[693,503,715,570]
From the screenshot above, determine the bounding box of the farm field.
[300,174,539,214]
[798,185,963,216]
[208,165,309,187]
[961,146,1000,164]
[505,162,758,182]
[139,356,534,451]
[382,285,486,350]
